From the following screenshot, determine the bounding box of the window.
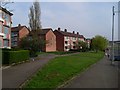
[0,40,2,47]
[0,24,2,33]
[3,13,9,20]
[73,46,75,49]
[12,42,17,46]
[6,14,10,26]
[65,36,69,39]
[11,32,18,37]
[3,13,10,26]
[65,46,67,49]
[0,11,2,19]
[6,14,9,22]
[3,27,9,39]
[11,42,14,46]
[14,37,18,41]
[65,41,68,44]
[4,40,9,47]
[73,42,76,45]
[11,32,14,36]
[4,26,9,34]
[28,36,32,40]
[73,37,76,40]
[2,12,6,19]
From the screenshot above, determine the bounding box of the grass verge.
[37,51,77,55]
[23,52,104,88]
[46,51,77,55]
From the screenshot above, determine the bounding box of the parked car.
[114,56,120,61]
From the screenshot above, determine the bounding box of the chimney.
[77,32,79,35]
[58,27,60,31]
[73,31,75,34]
[64,29,67,32]
[18,24,21,27]
[18,24,21,30]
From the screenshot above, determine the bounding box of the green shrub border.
[2,50,30,65]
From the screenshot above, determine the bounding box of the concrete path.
[64,56,119,88]
[2,54,56,88]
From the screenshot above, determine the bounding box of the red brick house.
[29,28,56,52]
[0,6,13,48]
[11,24,30,47]
[54,28,85,51]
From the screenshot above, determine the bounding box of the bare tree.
[29,0,42,31]
[22,0,46,54]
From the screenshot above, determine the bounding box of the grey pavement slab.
[2,54,56,88]
[64,56,119,88]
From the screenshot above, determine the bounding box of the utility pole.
[111,6,115,65]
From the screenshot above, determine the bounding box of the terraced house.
[0,6,13,48]
[54,28,85,51]
[11,24,30,47]
[29,28,56,52]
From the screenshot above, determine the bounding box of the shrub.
[2,50,29,65]
[19,36,46,57]
[11,47,21,51]
[1,48,11,51]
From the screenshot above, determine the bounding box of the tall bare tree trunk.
[29,0,42,31]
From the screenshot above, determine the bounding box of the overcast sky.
[6,2,119,40]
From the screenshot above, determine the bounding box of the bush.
[2,50,30,65]
[1,48,11,51]
[11,47,21,51]
[69,49,80,52]
[19,36,46,57]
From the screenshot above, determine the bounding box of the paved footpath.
[2,54,57,88]
[64,56,119,88]
[2,52,79,88]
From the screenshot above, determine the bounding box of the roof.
[41,28,52,34]
[54,30,85,38]
[29,28,52,35]
[11,25,29,32]
[0,6,13,16]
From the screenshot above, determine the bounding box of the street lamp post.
[111,5,120,65]
[111,6,115,65]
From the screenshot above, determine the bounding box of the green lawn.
[23,52,104,88]
[37,51,77,55]
[46,51,77,55]
[37,52,46,55]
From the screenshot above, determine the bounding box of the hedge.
[2,50,29,65]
